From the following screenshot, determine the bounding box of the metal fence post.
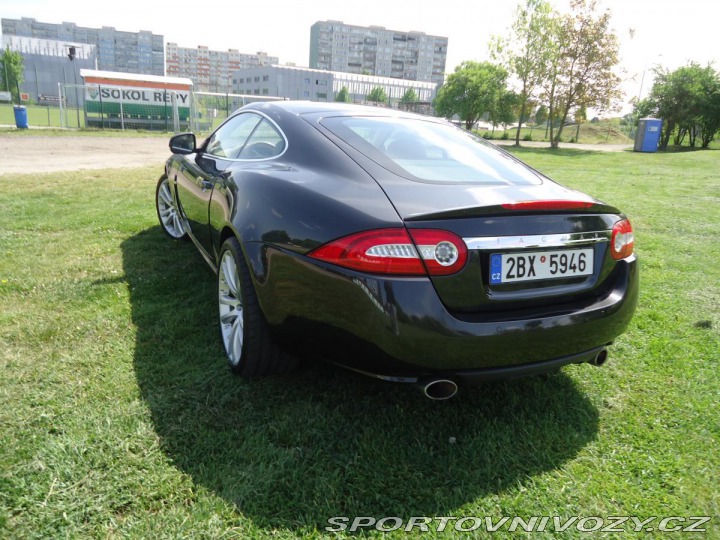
[98,84,104,129]
[58,82,65,128]
[172,92,180,132]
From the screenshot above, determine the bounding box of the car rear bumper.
[249,244,639,378]
[340,345,609,387]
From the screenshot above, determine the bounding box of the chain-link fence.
[189,93,285,135]
[55,84,285,133]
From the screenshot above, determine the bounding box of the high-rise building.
[166,44,278,92]
[309,21,447,85]
[1,17,164,76]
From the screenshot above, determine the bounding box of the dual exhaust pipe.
[417,348,609,400]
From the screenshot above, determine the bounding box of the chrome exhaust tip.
[419,378,458,400]
[590,348,608,367]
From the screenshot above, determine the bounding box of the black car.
[156,101,638,399]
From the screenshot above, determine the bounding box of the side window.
[237,118,286,159]
[205,113,261,158]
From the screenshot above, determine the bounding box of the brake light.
[611,219,634,260]
[502,200,594,211]
[407,229,468,276]
[308,228,467,276]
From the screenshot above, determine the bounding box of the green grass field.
[0,145,718,538]
[0,103,68,128]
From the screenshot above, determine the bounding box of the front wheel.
[218,237,296,377]
[155,175,187,239]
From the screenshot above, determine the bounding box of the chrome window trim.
[463,231,611,250]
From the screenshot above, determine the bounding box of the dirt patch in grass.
[0,135,171,174]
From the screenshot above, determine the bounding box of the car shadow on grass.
[122,227,600,533]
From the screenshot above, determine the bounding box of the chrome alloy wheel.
[218,250,244,366]
[157,178,185,238]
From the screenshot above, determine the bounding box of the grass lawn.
[0,103,67,128]
[0,147,718,538]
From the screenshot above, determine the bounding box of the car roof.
[242,100,443,122]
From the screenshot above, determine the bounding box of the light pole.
[630,54,662,141]
[3,57,8,97]
[68,46,80,128]
[637,54,663,104]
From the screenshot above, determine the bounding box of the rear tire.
[217,237,296,377]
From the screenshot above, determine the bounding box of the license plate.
[490,249,594,284]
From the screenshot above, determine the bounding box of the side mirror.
[169,133,197,155]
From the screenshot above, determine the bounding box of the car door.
[175,112,263,258]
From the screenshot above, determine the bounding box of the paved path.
[493,139,633,152]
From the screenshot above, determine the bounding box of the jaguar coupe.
[155,101,638,399]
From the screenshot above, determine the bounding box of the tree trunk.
[552,105,571,149]
[700,128,714,148]
[659,120,674,150]
[674,127,685,146]
[548,107,557,148]
[515,101,527,146]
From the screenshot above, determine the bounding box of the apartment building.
[232,64,438,105]
[166,43,278,92]
[1,17,164,76]
[309,20,447,85]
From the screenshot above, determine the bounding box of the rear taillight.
[308,228,467,276]
[611,219,634,260]
[407,229,468,276]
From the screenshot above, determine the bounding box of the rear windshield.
[320,116,542,186]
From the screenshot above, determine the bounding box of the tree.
[400,88,418,104]
[366,86,388,104]
[492,0,556,145]
[434,61,510,130]
[699,81,720,148]
[335,86,351,103]
[542,0,622,148]
[641,63,720,149]
[489,90,519,129]
[0,48,24,104]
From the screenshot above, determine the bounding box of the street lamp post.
[68,46,80,128]
[630,54,663,141]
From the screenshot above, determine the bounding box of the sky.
[3,0,719,112]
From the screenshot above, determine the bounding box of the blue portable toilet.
[634,118,662,152]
